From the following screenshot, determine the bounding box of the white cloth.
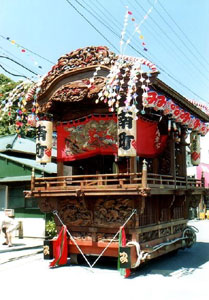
[0,215,18,233]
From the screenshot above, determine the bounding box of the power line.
[147,0,209,74]
[0,59,29,77]
[0,64,29,79]
[64,0,209,104]
[0,34,55,65]
[134,0,209,87]
[82,0,121,37]
[64,0,119,52]
[158,0,209,68]
[119,0,209,92]
[92,0,124,32]
[83,0,209,103]
[0,46,43,75]
[0,55,38,76]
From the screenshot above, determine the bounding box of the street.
[1,220,209,300]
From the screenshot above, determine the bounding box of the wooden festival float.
[25,46,209,270]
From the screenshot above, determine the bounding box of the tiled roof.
[0,153,57,174]
[0,134,57,157]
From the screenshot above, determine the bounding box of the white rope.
[53,208,137,269]
[126,241,143,268]
[91,209,137,268]
[53,210,92,268]
[126,226,197,267]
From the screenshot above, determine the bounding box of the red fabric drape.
[57,115,117,161]
[50,226,68,268]
[56,115,168,162]
[136,117,167,157]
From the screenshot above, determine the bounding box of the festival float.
[21,43,209,274]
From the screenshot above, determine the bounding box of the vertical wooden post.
[31,168,35,191]
[201,171,205,187]
[57,161,64,176]
[130,157,137,183]
[170,133,176,188]
[142,159,148,189]
[180,126,187,177]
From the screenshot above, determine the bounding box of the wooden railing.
[31,172,142,190]
[30,172,204,194]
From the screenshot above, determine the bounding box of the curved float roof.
[26,45,209,123]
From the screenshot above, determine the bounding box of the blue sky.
[0,0,209,107]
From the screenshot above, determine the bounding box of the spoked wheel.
[183,227,197,248]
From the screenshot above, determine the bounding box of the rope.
[53,210,92,268]
[91,209,136,268]
[53,208,137,268]
[126,225,198,267]
[126,241,143,268]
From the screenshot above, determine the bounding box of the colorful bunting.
[4,37,43,70]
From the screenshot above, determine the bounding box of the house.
[187,132,209,214]
[0,134,57,237]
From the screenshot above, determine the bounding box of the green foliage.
[45,218,57,238]
[0,74,21,135]
[0,73,35,138]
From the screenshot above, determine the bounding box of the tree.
[0,74,21,135]
[0,73,35,137]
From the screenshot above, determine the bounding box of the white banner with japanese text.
[117,106,136,157]
[36,120,53,164]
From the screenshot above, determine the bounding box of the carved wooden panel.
[94,198,134,227]
[58,198,92,227]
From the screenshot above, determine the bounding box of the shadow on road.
[72,241,209,278]
[130,242,209,278]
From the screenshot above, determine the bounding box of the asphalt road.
[1,219,209,300]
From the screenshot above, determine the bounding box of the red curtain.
[57,115,117,161]
[136,117,168,157]
[56,115,167,162]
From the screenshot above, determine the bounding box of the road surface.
[1,219,209,300]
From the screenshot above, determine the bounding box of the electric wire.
[0,46,43,76]
[0,64,29,79]
[0,59,30,78]
[0,55,38,76]
[1,1,208,104]
[147,0,209,74]
[0,34,55,65]
[119,0,209,101]
[63,0,209,103]
[158,0,209,68]
[92,0,124,32]
[82,0,121,37]
[113,0,209,94]
[134,0,209,87]
[77,0,209,103]
[64,0,119,52]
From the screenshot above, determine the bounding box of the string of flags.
[0,1,208,139]
[4,37,43,70]
[121,0,158,55]
[95,4,158,114]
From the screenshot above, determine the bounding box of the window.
[8,186,25,209]
[25,197,38,209]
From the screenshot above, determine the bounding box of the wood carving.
[94,198,134,227]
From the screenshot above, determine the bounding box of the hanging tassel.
[178,126,181,136]
[168,119,171,132]
[173,121,177,131]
